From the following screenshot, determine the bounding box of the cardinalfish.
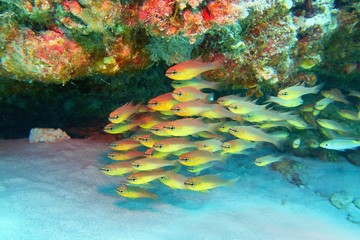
[144,148,171,158]
[165,57,223,80]
[100,162,134,176]
[228,100,268,115]
[218,121,239,133]
[195,139,223,152]
[172,86,214,102]
[277,82,325,100]
[217,95,247,107]
[349,90,360,98]
[178,150,227,166]
[153,137,194,152]
[163,118,220,137]
[116,185,157,199]
[241,109,291,123]
[171,100,215,117]
[265,96,303,108]
[138,114,163,129]
[171,78,220,90]
[159,171,188,190]
[184,175,239,192]
[147,92,179,112]
[315,97,334,111]
[131,158,177,171]
[221,139,256,154]
[229,126,285,149]
[110,139,141,151]
[137,134,164,148]
[337,109,360,121]
[187,162,215,175]
[317,119,349,133]
[254,154,283,167]
[107,150,144,161]
[108,102,140,124]
[321,88,349,104]
[200,105,241,120]
[320,139,360,151]
[149,122,173,136]
[104,119,142,134]
[127,169,167,184]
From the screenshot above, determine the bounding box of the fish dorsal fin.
[194,55,203,62]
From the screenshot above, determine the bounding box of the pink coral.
[2,29,90,84]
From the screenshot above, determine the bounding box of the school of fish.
[101,58,360,200]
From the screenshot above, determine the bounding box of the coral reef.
[29,127,70,143]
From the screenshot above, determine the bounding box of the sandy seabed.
[0,139,359,240]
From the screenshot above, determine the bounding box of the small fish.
[306,139,319,148]
[131,158,177,171]
[153,137,194,152]
[200,105,241,120]
[147,92,179,112]
[337,109,360,121]
[348,90,360,98]
[104,120,139,134]
[315,97,334,111]
[266,96,303,108]
[258,121,292,130]
[166,57,223,80]
[159,171,188,190]
[178,150,227,166]
[217,95,247,107]
[127,169,167,184]
[241,110,291,123]
[221,139,256,154]
[187,162,215,175]
[172,86,214,102]
[286,117,312,129]
[228,101,268,114]
[184,175,239,191]
[254,154,283,167]
[100,162,134,176]
[138,114,162,129]
[163,118,220,137]
[108,102,140,124]
[149,122,173,136]
[229,126,285,149]
[320,139,360,151]
[171,78,220,90]
[195,139,223,152]
[109,139,141,151]
[171,100,215,117]
[300,105,314,113]
[108,150,144,161]
[292,138,301,149]
[321,88,349,104]
[137,134,164,148]
[317,119,349,133]
[218,121,239,133]
[144,148,171,158]
[277,82,325,100]
[116,184,157,199]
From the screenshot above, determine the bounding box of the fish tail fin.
[312,82,326,94]
[208,122,222,134]
[227,176,240,188]
[272,138,285,151]
[149,192,158,200]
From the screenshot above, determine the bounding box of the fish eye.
[110,144,117,148]
[202,144,207,148]
[151,101,158,106]
[177,91,182,96]
[232,105,238,110]
[230,128,238,133]
[129,177,136,182]
[170,125,175,130]
[133,163,140,168]
[175,107,181,112]
[283,92,288,96]
[108,154,115,158]
[101,168,110,172]
[182,157,189,162]
[157,144,163,149]
[118,189,124,193]
[115,115,119,119]
[172,70,177,74]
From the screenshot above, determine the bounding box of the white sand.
[1,139,359,240]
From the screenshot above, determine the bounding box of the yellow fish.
[277,82,325,100]
[187,162,215,175]
[137,134,164,148]
[165,57,223,80]
[321,88,349,104]
[317,119,349,133]
[138,114,162,129]
[172,86,214,102]
[196,139,223,152]
[218,121,239,133]
[108,102,140,124]
[127,169,166,184]
[266,96,303,108]
[163,118,220,137]
[109,139,141,151]
[337,109,360,121]
[178,150,227,166]
[144,148,171,158]
[184,175,239,191]
[131,158,177,171]
[254,154,283,167]
[228,101,268,114]
[149,122,173,136]
[107,150,144,161]
[259,121,292,130]
[286,117,312,129]
[104,120,139,134]
[229,126,284,149]
[217,95,247,107]
[200,105,241,120]
[147,92,179,112]
[221,139,256,154]
[100,162,134,176]
[153,137,194,152]
[241,110,291,123]
[292,138,301,149]
[320,139,360,151]
[349,90,360,98]
[159,171,188,190]
[116,184,157,199]
[171,100,215,117]
[171,78,220,90]
[315,97,334,111]
[306,139,319,148]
